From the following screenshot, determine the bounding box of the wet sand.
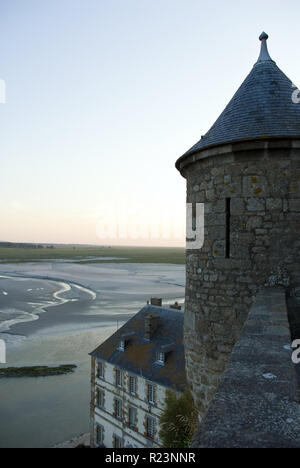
[0,261,185,448]
[0,262,185,340]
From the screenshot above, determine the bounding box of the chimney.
[150,297,162,306]
[145,314,160,340]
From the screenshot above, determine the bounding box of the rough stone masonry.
[176,33,300,420]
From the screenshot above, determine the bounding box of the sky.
[1,0,300,246]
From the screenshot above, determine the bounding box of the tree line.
[0,242,54,249]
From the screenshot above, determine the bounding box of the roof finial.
[256,31,274,64]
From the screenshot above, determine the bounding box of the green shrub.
[159,388,198,448]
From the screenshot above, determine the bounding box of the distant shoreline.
[0,245,185,265]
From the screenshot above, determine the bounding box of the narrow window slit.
[192,202,197,231]
[225,198,231,258]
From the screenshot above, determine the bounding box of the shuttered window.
[129,376,137,395]
[146,416,155,438]
[113,435,122,448]
[147,384,155,404]
[128,406,136,428]
[97,389,105,409]
[115,369,122,388]
[114,398,122,420]
[97,361,104,379]
[96,425,104,445]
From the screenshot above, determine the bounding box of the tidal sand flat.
[0,262,184,340]
[0,261,185,448]
[0,274,94,340]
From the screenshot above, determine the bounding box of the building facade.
[90,302,186,448]
[176,33,300,419]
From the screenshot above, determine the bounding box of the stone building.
[89,301,186,448]
[176,33,300,419]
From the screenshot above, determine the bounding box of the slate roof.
[176,33,300,166]
[90,305,186,393]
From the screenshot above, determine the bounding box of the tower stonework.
[176,33,300,418]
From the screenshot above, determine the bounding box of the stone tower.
[176,33,300,418]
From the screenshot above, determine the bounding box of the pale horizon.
[1,0,300,247]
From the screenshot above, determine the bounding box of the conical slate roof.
[179,33,300,161]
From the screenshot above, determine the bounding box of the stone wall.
[177,139,300,418]
[191,287,300,448]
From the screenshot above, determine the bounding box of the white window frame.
[129,375,137,395]
[147,383,155,405]
[156,351,165,364]
[116,368,122,388]
[97,360,104,379]
[97,389,105,409]
[146,416,155,438]
[118,340,125,351]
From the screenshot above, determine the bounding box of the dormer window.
[118,340,125,352]
[155,343,174,365]
[117,332,135,351]
[156,351,165,365]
